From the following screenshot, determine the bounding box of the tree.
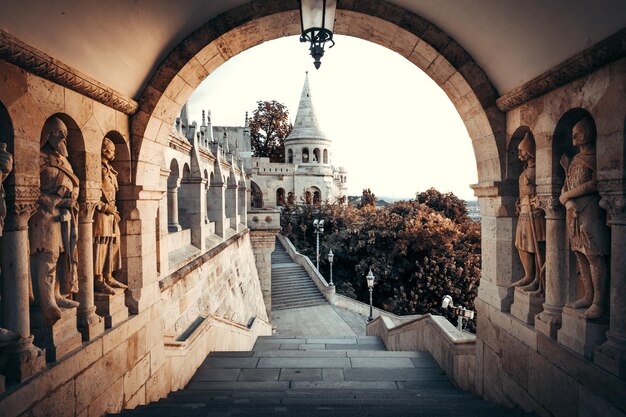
[416,188,469,223]
[359,188,376,208]
[280,189,481,331]
[249,100,292,162]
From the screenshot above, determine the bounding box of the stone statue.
[0,142,19,341]
[559,117,610,319]
[510,133,546,294]
[29,117,80,325]
[93,138,127,294]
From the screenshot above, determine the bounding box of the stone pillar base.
[510,288,544,325]
[0,335,46,383]
[31,307,83,362]
[594,336,626,378]
[558,306,608,360]
[95,291,129,328]
[77,306,105,341]
[535,306,562,339]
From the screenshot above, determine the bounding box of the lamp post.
[441,294,476,332]
[327,249,334,286]
[313,219,324,270]
[298,0,337,69]
[366,269,375,322]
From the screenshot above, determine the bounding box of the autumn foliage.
[280,188,481,329]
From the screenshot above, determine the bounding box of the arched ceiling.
[0,0,624,99]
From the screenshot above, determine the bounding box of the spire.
[180,103,189,129]
[285,72,329,142]
[201,110,206,127]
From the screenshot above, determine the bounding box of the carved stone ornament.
[0,29,138,115]
[497,28,626,111]
[599,194,626,225]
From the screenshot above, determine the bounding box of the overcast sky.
[188,35,477,200]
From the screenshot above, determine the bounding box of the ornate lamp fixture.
[298,0,337,69]
[366,269,375,322]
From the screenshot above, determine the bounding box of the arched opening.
[287,149,293,164]
[323,149,328,164]
[250,181,263,209]
[128,0,507,350]
[313,148,320,163]
[276,188,286,207]
[178,163,192,230]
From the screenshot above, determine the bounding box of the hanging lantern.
[298,0,337,69]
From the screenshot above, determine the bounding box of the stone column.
[248,208,281,318]
[1,192,45,382]
[595,186,626,377]
[182,177,206,252]
[535,192,567,339]
[226,172,239,232]
[238,168,247,225]
[76,199,105,340]
[471,181,518,313]
[209,156,226,238]
[167,178,181,232]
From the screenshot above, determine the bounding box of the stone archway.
[131,0,506,192]
[128,0,513,314]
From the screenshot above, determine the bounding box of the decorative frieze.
[0,29,138,115]
[497,28,626,111]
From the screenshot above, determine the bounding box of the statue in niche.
[0,142,19,341]
[510,133,546,294]
[559,117,610,319]
[93,138,127,294]
[29,117,80,325]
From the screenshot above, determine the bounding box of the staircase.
[271,238,327,310]
[110,335,527,417]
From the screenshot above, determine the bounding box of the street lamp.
[298,0,337,69]
[366,268,375,322]
[313,219,324,270]
[441,294,476,332]
[327,249,334,286]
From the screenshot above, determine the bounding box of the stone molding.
[0,29,138,115]
[497,28,626,111]
[3,186,39,231]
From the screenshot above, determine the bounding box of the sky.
[188,35,478,200]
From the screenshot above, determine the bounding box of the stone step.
[272,300,327,310]
[271,282,320,291]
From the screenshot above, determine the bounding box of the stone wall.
[474,57,626,417]
[0,229,270,416]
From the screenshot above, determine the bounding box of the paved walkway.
[271,305,367,337]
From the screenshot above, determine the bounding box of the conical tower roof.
[285,72,329,142]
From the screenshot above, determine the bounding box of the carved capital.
[79,201,99,222]
[537,194,565,220]
[598,179,626,225]
[599,194,626,225]
[5,201,38,231]
[4,186,39,231]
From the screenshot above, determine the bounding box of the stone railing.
[366,314,476,392]
[278,234,476,392]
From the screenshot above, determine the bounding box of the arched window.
[302,148,309,163]
[276,188,286,207]
[287,149,293,163]
[313,191,321,204]
[323,149,328,164]
[313,148,320,163]
[250,181,263,208]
